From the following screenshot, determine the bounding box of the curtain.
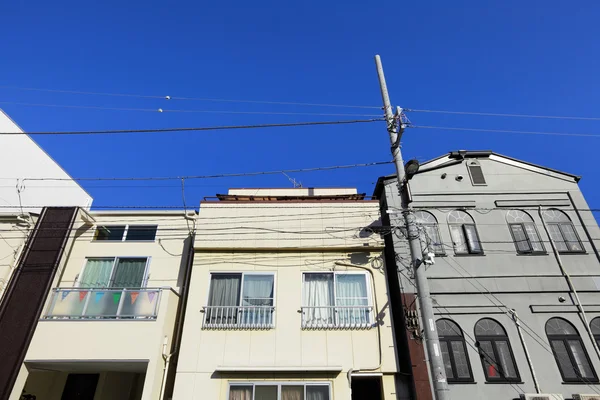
[229,386,252,400]
[306,386,329,400]
[568,340,595,378]
[208,274,241,324]
[449,225,467,253]
[303,274,334,326]
[336,274,368,325]
[79,259,114,288]
[281,386,304,400]
[463,225,482,253]
[495,341,517,378]
[241,275,274,325]
[112,258,147,288]
[255,386,277,400]
[524,224,544,252]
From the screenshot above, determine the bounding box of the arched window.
[415,211,445,255]
[436,319,473,382]
[546,318,597,382]
[474,318,520,382]
[541,209,584,253]
[506,210,545,254]
[590,318,600,349]
[447,210,482,255]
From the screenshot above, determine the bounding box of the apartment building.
[171,188,399,400]
[6,209,195,400]
[374,150,600,400]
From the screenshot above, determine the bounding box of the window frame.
[93,224,158,242]
[301,271,373,326]
[542,209,585,254]
[436,319,475,383]
[227,381,332,400]
[591,317,600,349]
[77,256,151,288]
[546,317,598,383]
[414,210,446,256]
[448,210,483,255]
[474,318,521,383]
[507,224,546,255]
[467,160,487,186]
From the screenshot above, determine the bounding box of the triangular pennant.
[61,291,69,301]
[130,291,139,304]
[79,291,87,302]
[147,291,156,303]
[95,292,105,303]
[113,292,122,304]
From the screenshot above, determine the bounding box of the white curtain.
[208,274,241,324]
[303,274,334,326]
[336,274,368,325]
[306,386,329,400]
[281,386,303,400]
[230,386,252,400]
[79,259,114,288]
[449,225,467,253]
[241,275,274,325]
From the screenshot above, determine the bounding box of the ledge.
[215,366,343,373]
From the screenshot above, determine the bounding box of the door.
[351,376,383,400]
[61,374,99,400]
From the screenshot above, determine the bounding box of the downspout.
[334,261,383,400]
[566,192,600,264]
[159,335,175,400]
[539,206,600,361]
[508,309,540,393]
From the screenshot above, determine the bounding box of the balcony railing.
[44,288,162,320]
[301,306,373,329]
[202,306,275,329]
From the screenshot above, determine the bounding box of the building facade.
[375,150,600,400]
[172,188,400,400]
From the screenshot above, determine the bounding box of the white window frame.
[92,224,158,242]
[301,271,373,326]
[77,256,151,288]
[206,271,277,327]
[227,381,332,400]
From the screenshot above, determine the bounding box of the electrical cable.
[409,125,600,138]
[406,108,600,122]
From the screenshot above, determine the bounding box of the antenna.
[281,172,303,188]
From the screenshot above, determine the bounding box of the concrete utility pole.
[374,55,451,400]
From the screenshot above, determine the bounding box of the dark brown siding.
[0,207,77,400]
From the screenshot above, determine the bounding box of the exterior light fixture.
[404,159,420,180]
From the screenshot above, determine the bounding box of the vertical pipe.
[509,309,540,393]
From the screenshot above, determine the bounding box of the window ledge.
[557,252,588,255]
[516,253,548,257]
[453,254,486,257]
[448,381,477,385]
[484,381,524,384]
[561,380,600,384]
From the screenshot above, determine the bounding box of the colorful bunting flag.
[79,291,87,302]
[147,291,156,303]
[113,292,122,304]
[61,291,69,301]
[95,292,105,303]
[130,291,139,304]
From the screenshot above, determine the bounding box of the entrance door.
[351,376,383,400]
[61,374,99,400]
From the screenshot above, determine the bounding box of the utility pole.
[375,55,451,400]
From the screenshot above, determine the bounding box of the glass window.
[542,209,584,253]
[229,383,330,400]
[545,318,597,382]
[415,211,445,255]
[591,318,600,349]
[436,319,473,382]
[94,224,158,242]
[474,319,520,382]
[447,210,482,255]
[125,225,157,241]
[302,272,371,328]
[94,225,126,241]
[506,210,545,254]
[79,257,148,288]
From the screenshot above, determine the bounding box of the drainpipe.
[508,309,540,393]
[539,206,600,361]
[159,336,175,400]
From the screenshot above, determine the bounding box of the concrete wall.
[381,154,600,400]
[0,214,34,298]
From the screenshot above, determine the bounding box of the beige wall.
[0,214,35,300]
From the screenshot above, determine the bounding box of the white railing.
[202,306,275,329]
[44,288,162,320]
[301,306,373,329]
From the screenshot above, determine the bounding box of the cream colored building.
[9,209,195,400]
[172,188,399,400]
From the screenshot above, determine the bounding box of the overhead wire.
[406,108,600,122]
[409,125,600,138]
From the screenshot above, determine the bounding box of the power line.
[0,118,382,136]
[410,125,600,138]
[0,85,381,109]
[0,101,381,118]
[406,108,600,122]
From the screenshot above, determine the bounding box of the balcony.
[301,306,373,329]
[43,288,162,320]
[202,306,275,329]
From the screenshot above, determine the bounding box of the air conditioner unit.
[520,395,564,400]
[573,395,600,400]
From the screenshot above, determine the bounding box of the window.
[79,257,149,288]
[591,318,600,349]
[415,211,445,255]
[447,210,482,255]
[474,318,520,382]
[436,319,473,382]
[302,272,372,329]
[204,273,275,329]
[467,160,486,185]
[506,210,545,254]
[94,225,157,242]
[229,383,330,400]
[546,317,597,382]
[541,209,584,253]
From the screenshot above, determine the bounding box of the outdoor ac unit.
[573,395,600,400]
[519,395,564,400]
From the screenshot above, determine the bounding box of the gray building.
[374,150,600,400]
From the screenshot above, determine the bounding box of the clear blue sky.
[2,0,600,212]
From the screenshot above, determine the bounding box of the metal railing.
[202,306,275,329]
[301,306,373,329]
[44,288,162,320]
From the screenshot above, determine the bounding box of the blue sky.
[2,0,600,212]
